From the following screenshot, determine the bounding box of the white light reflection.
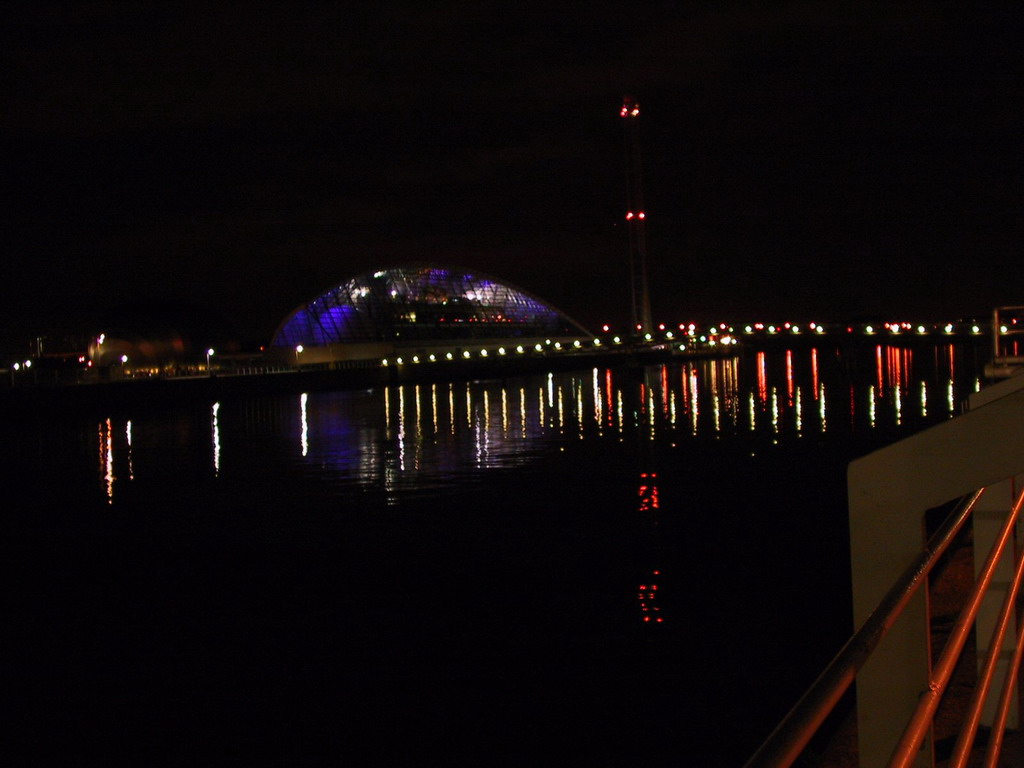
[605,369,615,429]
[414,385,423,470]
[520,387,528,438]
[748,392,756,431]
[299,394,308,457]
[213,402,222,473]
[894,385,903,426]
[868,386,877,428]
[126,420,134,480]
[819,383,826,432]
[647,382,656,440]
[449,383,456,435]
[557,383,565,432]
[482,390,491,462]
[919,381,927,418]
[398,386,406,472]
[948,380,955,414]
[474,399,486,467]
[575,378,585,439]
[689,370,699,436]
[501,387,509,438]
[431,384,439,437]
[770,389,780,433]
[592,368,602,432]
[102,418,114,503]
[795,387,803,434]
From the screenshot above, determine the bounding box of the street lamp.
[206,348,214,375]
[295,345,304,367]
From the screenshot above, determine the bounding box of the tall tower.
[621,95,653,334]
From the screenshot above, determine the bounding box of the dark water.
[3,342,984,764]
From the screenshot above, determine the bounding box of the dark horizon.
[6,2,1023,354]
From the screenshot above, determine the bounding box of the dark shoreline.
[1,346,682,415]
[2,333,992,418]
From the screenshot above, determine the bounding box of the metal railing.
[745,484,1023,768]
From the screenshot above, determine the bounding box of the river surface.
[4,341,986,765]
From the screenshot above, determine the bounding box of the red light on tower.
[621,94,652,334]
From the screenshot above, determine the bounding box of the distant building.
[268,265,592,364]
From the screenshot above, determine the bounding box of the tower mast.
[621,95,652,334]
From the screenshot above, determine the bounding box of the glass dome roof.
[272,265,590,347]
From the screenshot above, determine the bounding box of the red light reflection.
[875,346,884,395]
[811,348,819,398]
[785,349,794,405]
[660,364,669,414]
[637,569,663,625]
[756,352,767,405]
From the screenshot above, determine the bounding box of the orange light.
[631,108,639,116]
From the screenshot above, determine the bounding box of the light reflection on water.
[14,340,990,765]
[91,343,980,503]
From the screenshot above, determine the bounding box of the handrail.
[742,489,985,768]
[948,528,1024,767]
[887,484,1024,767]
[983,616,1024,768]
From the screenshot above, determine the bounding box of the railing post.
[849,373,1024,766]
[972,475,1023,729]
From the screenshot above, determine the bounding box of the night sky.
[5,1,1023,352]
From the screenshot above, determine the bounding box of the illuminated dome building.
[269,265,592,364]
